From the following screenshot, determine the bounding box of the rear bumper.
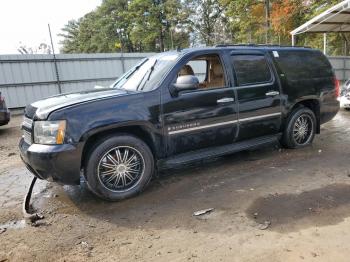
[0,109,10,125]
[320,99,340,125]
[19,138,83,185]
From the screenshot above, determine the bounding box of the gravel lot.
[1,111,350,261]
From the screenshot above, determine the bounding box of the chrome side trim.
[217,97,235,103]
[265,91,280,96]
[168,120,238,135]
[239,112,281,122]
[167,112,281,135]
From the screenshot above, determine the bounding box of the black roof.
[215,44,311,49]
[180,44,313,54]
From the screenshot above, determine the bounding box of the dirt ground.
[1,111,350,261]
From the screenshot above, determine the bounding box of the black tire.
[281,107,316,149]
[85,134,154,201]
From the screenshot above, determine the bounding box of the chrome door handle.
[217,97,235,104]
[265,91,280,96]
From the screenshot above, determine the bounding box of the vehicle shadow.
[49,143,342,233]
[55,145,281,232]
[246,183,350,233]
[47,137,350,234]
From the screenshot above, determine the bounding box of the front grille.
[22,117,33,129]
[23,129,32,145]
[22,116,33,145]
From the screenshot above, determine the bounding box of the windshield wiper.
[125,63,143,80]
[112,59,148,89]
[137,59,158,91]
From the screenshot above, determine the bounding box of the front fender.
[79,120,160,142]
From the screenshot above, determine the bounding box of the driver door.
[162,52,239,156]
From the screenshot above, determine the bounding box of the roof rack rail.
[214,44,311,48]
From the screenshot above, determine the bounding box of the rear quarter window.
[272,50,333,80]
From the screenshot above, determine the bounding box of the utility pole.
[265,0,270,44]
[117,28,126,74]
[48,24,62,94]
[170,26,174,50]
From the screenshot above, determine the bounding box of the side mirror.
[173,75,199,92]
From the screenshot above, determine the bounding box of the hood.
[26,88,129,119]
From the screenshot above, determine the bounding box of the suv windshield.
[112,53,179,92]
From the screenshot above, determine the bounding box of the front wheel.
[85,135,154,201]
[281,107,316,149]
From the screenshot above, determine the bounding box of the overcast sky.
[0,0,102,54]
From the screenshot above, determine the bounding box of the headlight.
[34,120,66,145]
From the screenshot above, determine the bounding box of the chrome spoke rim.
[97,146,145,192]
[293,114,313,145]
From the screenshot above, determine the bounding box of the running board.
[158,134,281,169]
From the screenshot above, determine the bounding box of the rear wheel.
[282,107,316,149]
[85,135,154,201]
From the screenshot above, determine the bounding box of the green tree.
[128,0,189,52]
[220,0,261,43]
[186,0,227,46]
[59,20,81,53]
[97,0,132,52]
[59,0,189,53]
[59,0,350,55]
[270,0,305,44]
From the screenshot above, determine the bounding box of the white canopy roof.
[291,0,350,35]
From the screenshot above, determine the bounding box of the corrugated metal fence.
[0,53,154,108]
[0,53,349,108]
[328,56,350,81]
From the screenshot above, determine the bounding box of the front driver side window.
[177,54,226,90]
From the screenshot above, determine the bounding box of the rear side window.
[231,55,272,86]
[273,50,333,80]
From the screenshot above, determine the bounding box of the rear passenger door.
[231,51,282,141]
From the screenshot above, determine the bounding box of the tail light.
[334,77,340,97]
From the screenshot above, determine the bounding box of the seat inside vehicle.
[207,58,225,88]
[178,55,226,89]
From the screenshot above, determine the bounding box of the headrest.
[211,60,223,76]
[179,65,194,76]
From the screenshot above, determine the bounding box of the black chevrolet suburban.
[19,45,339,201]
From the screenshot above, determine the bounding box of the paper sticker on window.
[273,51,279,58]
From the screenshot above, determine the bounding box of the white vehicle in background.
[340,79,350,110]
[343,79,350,91]
[340,93,350,110]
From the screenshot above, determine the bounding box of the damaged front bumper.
[19,138,83,185]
